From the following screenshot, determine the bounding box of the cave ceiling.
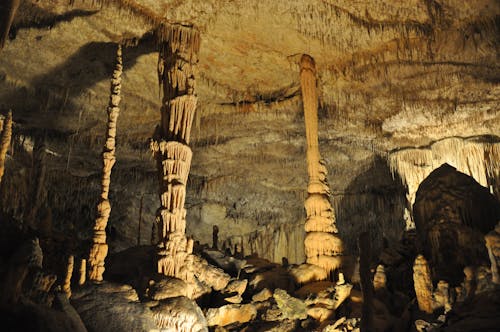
[0,0,499,190]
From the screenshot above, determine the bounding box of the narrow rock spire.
[88,44,123,282]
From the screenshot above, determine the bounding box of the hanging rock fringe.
[88,44,122,282]
[0,110,12,185]
[388,137,500,228]
[300,54,343,275]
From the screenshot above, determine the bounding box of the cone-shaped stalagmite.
[88,45,122,282]
[0,110,12,185]
[300,54,343,275]
[152,25,200,281]
[413,255,433,314]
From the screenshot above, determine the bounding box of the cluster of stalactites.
[88,44,122,282]
[388,137,500,229]
[300,54,343,275]
[157,46,198,144]
[153,31,199,282]
[0,110,12,185]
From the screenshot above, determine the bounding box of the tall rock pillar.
[88,45,122,282]
[300,54,343,275]
[152,26,200,281]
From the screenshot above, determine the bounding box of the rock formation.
[152,24,200,282]
[88,44,123,282]
[389,138,500,229]
[0,110,12,185]
[413,255,433,314]
[62,255,74,298]
[300,54,343,276]
[413,164,500,283]
[485,222,500,284]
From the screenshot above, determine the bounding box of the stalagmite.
[63,255,74,298]
[300,54,343,275]
[152,25,200,282]
[373,264,387,291]
[0,110,12,185]
[78,258,86,286]
[485,222,500,284]
[413,255,433,314]
[88,44,123,282]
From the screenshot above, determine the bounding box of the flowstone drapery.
[88,44,122,282]
[299,54,343,275]
[152,25,200,282]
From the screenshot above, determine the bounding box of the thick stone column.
[88,44,122,282]
[152,26,200,281]
[300,54,343,275]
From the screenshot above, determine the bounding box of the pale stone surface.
[205,303,257,327]
[413,255,433,314]
[151,296,208,332]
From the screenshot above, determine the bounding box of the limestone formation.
[62,255,74,298]
[0,110,12,185]
[78,259,86,286]
[389,138,500,229]
[88,44,123,282]
[485,222,500,284]
[289,263,328,284]
[299,54,343,275]
[151,296,208,332]
[373,264,387,291]
[205,303,257,327]
[413,164,500,282]
[152,25,200,282]
[413,255,433,314]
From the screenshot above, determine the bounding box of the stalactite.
[0,110,12,185]
[388,137,500,229]
[152,26,200,283]
[88,44,122,282]
[63,255,74,298]
[300,54,343,276]
[413,255,433,314]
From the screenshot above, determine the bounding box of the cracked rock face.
[0,0,499,262]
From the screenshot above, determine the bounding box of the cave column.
[300,54,343,276]
[151,26,200,281]
[88,44,122,282]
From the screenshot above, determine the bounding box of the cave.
[1,1,500,332]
